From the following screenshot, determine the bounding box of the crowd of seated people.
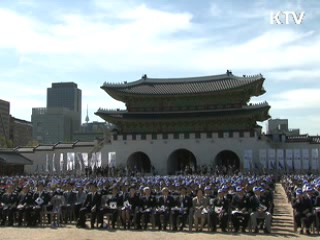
[281,175,320,235]
[0,174,274,233]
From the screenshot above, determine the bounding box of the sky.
[0,0,319,135]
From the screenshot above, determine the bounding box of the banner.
[259,149,267,169]
[311,149,319,170]
[60,153,64,173]
[82,153,88,167]
[108,152,116,167]
[285,149,293,170]
[45,154,49,172]
[243,150,252,170]
[302,149,309,170]
[76,152,83,171]
[67,152,75,171]
[52,153,56,172]
[294,149,301,170]
[277,149,285,170]
[268,149,276,169]
[90,152,96,170]
[72,152,75,171]
[96,152,102,167]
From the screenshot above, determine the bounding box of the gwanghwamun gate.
[16,71,320,175]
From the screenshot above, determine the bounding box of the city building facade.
[9,116,33,147]
[32,82,82,144]
[0,99,10,146]
[47,82,82,131]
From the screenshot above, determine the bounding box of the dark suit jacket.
[157,195,175,209]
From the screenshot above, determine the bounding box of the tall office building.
[47,82,82,130]
[32,82,82,144]
[47,82,81,132]
[0,99,10,145]
[47,82,81,112]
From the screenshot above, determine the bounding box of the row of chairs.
[6,205,270,233]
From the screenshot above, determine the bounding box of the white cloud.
[269,88,320,110]
[0,0,319,134]
[268,69,320,82]
[0,4,319,75]
[209,3,222,17]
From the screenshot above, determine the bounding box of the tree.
[0,136,14,148]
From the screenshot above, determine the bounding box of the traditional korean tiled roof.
[102,71,265,95]
[73,141,95,147]
[96,102,270,120]
[15,141,95,152]
[0,150,33,165]
[54,142,75,149]
[14,147,35,153]
[35,145,54,151]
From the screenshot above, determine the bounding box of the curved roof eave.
[101,73,264,89]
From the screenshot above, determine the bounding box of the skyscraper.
[0,99,10,146]
[32,82,82,144]
[47,82,82,131]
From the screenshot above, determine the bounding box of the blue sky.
[0,0,319,134]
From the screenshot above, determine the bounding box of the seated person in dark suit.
[121,185,140,230]
[230,186,250,233]
[154,187,175,231]
[1,184,18,226]
[99,186,123,229]
[212,187,230,232]
[139,187,156,230]
[77,182,103,228]
[292,188,314,235]
[171,185,193,231]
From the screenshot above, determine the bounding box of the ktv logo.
[270,11,305,25]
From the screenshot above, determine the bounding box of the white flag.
[52,153,56,172]
[96,152,102,167]
[72,152,75,171]
[76,152,83,171]
[108,152,116,167]
[67,152,72,171]
[91,152,96,170]
[60,153,64,173]
[45,154,49,172]
[82,153,88,167]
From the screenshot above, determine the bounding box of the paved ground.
[0,183,318,240]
